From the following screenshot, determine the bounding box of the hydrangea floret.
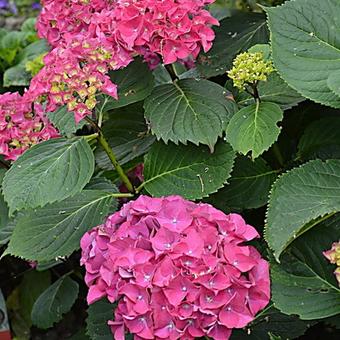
[0,92,59,161]
[228,52,274,90]
[81,195,270,340]
[324,241,340,287]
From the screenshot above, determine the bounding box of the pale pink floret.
[81,195,270,339]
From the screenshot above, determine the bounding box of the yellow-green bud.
[228,52,274,91]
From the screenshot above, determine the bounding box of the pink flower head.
[324,241,340,287]
[81,195,270,339]
[23,0,219,123]
[0,92,59,161]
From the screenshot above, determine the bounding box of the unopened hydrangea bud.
[228,52,274,90]
[324,241,340,286]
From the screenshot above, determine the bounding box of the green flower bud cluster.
[228,52,274,91]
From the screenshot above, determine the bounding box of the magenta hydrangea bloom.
[0,92,59,161]
[37,0,218,65]
[25,0,218,122]
[81,195,270,340]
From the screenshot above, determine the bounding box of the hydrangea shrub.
[1,0,340,339]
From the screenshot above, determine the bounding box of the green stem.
[97,132,135,193]
[135,182,146,194]
[111,193,135,198]
[272,143,284,167]
[84,133,99,142]
[97,109,104,128]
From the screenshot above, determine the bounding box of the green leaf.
[226,102,283,159]
[235,73,304,110]
[266,0,340,108]
[96,104,155,169]
[3,64,32,87]
[47,106,85,137]
[153,64,172,86]
[86,299,115,340]
[3,39,49,87]
[298,117,340,160]
[0,191,9,233]
[5,190,117,262]
[143,140,235,200]
[208,157,278,212]
[271,214,340,319]
[19,271,51,326]
[0,171,11,245]
[231,306,312,340]
[0,31,21,64]
[3,138,95,214]
[265,159,340,260]
[21,18,37,32]
[18,39,49,62]
[144,79,237,151]
[98,58,154,112]
[85,177,118,193]
[197,12,269,78]
[31,276,79,329]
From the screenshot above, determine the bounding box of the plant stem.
[84,133,99,142]
[97,132,135,193]
[272,143,284,167]
[97,109,104,128]
[111,193,135,198]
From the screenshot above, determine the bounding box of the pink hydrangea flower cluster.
[29,47,118,123]
[0,92,59,161]
[81,195,270,340]
[324,241,340,286]
[25,0,218,122]
[38,0,218,65]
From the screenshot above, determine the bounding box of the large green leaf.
[86,299,114,340]
[5,190,117,262]
[231,306,313,340]
[19,271,51,326]
[143,140,235,199]
[235,73,304,110]
[97,58,154,112]
[197,12,269,77]
[267,0,340,108]
[47,106,85,137]
[271,215,340,319]
[226,102,283,159]
[265,159,340,260]
[31,276,79,329]
[3,138,95,214]
[144,79,237,151]
[208,157,278,212]
[96,104,155,169]
[298,117,340,160]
